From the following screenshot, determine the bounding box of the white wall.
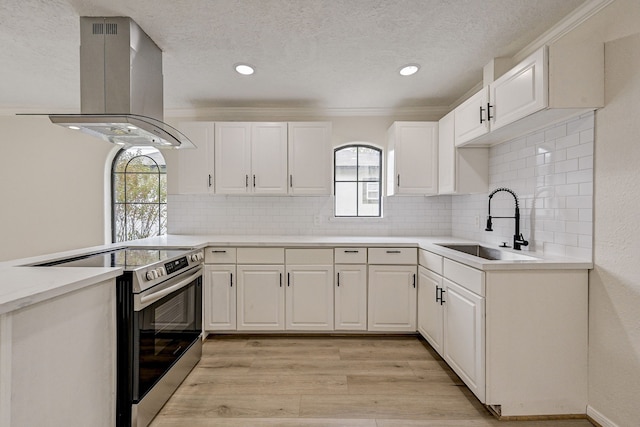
[578,1,640,425]
[0,116,114,261]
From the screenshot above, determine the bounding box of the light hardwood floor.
[150,335,594,427]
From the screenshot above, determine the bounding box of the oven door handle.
[136,267,203,311]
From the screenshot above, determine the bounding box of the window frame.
[333,144,383,218]
[111,147,167,243]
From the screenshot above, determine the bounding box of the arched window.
[334,144,382,217]
[112,147,167,243]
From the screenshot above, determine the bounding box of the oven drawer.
[205,247,237,264]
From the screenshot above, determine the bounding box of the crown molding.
[165,105,450,120]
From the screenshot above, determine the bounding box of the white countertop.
[0,234,592,314]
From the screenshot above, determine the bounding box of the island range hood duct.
[49,17,195,149]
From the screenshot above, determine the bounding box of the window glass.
[112,147,167,242]
[334,145,382,217]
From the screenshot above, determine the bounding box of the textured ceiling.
[0,0,586,113]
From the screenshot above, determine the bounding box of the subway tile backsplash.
[168,194,452,237]
[451,111,594,260]
[168,112,593,260]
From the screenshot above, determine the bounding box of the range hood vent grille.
[90,23,117,35]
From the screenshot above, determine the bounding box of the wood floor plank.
[248,359,417,377]
[179,372,348,395]
[375,419,594,427]
[347,374,467,394]
[151,417,377,427]
[204,345,341,359]
[158,394,300,418]
[339,345,436,361]
[299,394,484,419]
[197,356,255,373]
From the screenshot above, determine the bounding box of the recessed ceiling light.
[235,63,255,75]
[399,64,420,76]
[68,125,80,130]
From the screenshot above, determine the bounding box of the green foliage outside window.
[112,147,167,243]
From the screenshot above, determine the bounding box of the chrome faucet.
[485,187,529,250]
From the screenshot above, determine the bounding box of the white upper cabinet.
[386,121,438,196]
[215,122,288,194]
[215,122,252,194]
[455,44,603,147]
[251,123,288,194]
[288,122,332,195]
[454,87,490,145]
[438,111,488,195]
[490,47,547,131]
[177,122,215,194]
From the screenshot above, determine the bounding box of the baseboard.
[587,406,620,427]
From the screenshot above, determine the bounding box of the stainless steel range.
[36,247,205,427]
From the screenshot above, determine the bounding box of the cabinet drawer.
[286,249,333,265]
[419,249,443,275]
[368,247,417,265]
[334,248,367,264]
[237,248,285,264]
[443,258,485,296]
[204,247,237,264]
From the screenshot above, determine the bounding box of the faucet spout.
[486,188,529,250]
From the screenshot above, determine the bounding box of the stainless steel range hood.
[49,17,195,149]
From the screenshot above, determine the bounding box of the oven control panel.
[165,256,189,275]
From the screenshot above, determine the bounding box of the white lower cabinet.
[443,278,485,403]
[334,264,367,331]
[236,264,285,331]
[285,265,334,330]
[367,265,417,332]
[285,249,334,331]
[204,264,237,331]
[417,266,444,356]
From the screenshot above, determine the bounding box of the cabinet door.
[177,122,215,194]
[215,122,251,194]
[288,122,332,195]
[236,265,285,330]
[417,266,444,356]
[454,87,490,147]
[204,265,236,331]
[335,264,367,331]
[387,122,438,195]
[367,265,417,332]
[285,265,334,330]
[491,47,547,131]
[251,123,288,194]
[443,278,485,402]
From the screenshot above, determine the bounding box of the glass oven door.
[132,267,202,401]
